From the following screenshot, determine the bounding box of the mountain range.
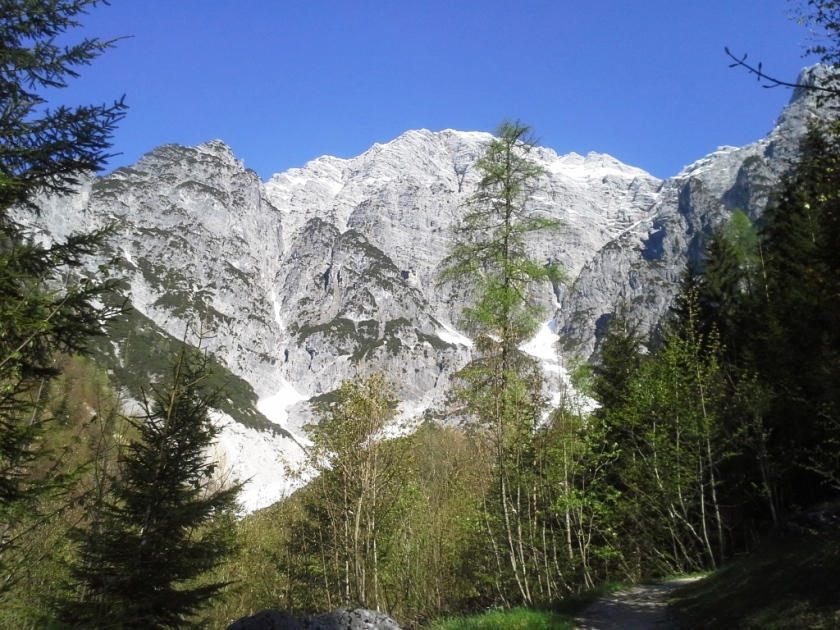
[19,68,824,511]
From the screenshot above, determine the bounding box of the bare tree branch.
[725,46,840,97]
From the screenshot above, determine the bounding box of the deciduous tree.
[293,373,410,613]
[441,121,563,604]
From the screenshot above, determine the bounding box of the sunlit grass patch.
[424,582,626,630]
[423,606,574,630]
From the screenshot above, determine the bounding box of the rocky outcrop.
[556,66,836,356]
[26,140,286,398]
[226,608,403,630]
[263,128,662,413]
[305,608,404,630]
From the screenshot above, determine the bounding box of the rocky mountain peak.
[21,73,830,510]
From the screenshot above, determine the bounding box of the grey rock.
[556,65,839,357]
[304,608,404,630]
[226,610,304,630]
[225,608,404,630]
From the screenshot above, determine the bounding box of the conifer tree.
[601,290,727,575]
[0,0,126,584]
[592,301,644,413]
[55,347,241,629]
[700,218,753,355]
[441,121,563,604]
[745,122,840,507]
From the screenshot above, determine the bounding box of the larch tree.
[440,120,563,605]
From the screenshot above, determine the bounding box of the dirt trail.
[574,578,699,630]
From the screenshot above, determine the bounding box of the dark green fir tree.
[55,348,242,629]
[0,0,126,586]
[592,300,645,413]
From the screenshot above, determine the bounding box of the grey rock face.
[556,66,833,356]
[24,140,286,399]
[265,128,663,421]
[20,69,826,509]
[26,126,662,416]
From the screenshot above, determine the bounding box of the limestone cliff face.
[29,140,286,399]
[262,128,662,429]
[556,67,828,356]
[20,70,825,510]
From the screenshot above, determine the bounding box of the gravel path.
[574,578,699,630]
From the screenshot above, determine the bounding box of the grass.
[423,607,575,630]
[422,583,624,630]
[670,530,840,629]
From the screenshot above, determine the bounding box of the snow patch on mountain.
[213,412,309,512]
[437,322,473,347]
[521,320,597,415]
[257,380,310,435]
[543,151,652,182]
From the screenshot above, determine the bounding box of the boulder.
[226,610,304,630]
[226,608,404,630]
[304,608,404,630]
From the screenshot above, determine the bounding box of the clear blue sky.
[57,0,812,181]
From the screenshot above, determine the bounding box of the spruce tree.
[0,0,126,583]
[701,226,745,349]
[592,301,644,413]
[55,348,242,629]
[746,122,840,507]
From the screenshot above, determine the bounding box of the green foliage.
[422,582,625,630]
[592,290,728,577]
[54,347,242,629]
[0,356,125,628]
[0,0,126,586]
[288,373,411,612]
[696,210,760,361]
[424,606,575,630]
[592,301,644,412]
[736,122,840,513]
[294,315,455,366]
[0,0,126,210]
[441,120,563,348]
[587,120,840,579]
[671,531,840,629]
[198,421,492,629]
[442,121,572,606]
